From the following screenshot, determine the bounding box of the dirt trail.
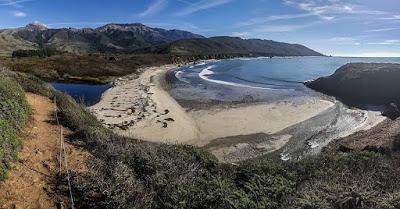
[0,93,89,209]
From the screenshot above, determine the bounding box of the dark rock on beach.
[382,103,400,120]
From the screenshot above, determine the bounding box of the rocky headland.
[305,63,400,107]
[305,63,400,153]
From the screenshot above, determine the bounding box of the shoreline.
[89,63,386,160]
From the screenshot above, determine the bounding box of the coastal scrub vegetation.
[0,74,31,180]
[1,70,399,209]
[1,53,172,84]
[12,48,64,58]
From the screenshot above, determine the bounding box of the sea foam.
[198,66,273,90]
[174,70,190,83]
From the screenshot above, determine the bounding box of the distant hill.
[0,22,204,56]
[142,36,323,58]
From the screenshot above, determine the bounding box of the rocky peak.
[96,23,149,32]
[24,21,49,31]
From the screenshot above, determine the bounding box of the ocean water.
[171,56,400,103]
[171,56,400,160]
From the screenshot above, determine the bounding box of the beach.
[89,64,331,143]
[89,64,386,161]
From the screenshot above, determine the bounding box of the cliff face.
[306,63,400,105]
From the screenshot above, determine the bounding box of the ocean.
[171,56,400,103]
[171,56,400,160]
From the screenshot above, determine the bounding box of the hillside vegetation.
[0,69,399,209]
[144,36,323,58]
[0,74,31,180]
[1,53,172,84]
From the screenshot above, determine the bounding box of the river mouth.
[49,82,111,106]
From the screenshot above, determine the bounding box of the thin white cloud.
[231,32,250,38]
[13,11,26,17]
[174,0,233,16]
[254,21,321,33]
[284,0,386,21]
[368,40,400,45]
[366,28,400,33]
[0,0,33,7]
[326,37,361,45]
[381,15,400,20]
[238,13,314,27]
[138,0,167,17]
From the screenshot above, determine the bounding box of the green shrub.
[12,48,64,58]
[392,134,400,152]
[0,76,30,181]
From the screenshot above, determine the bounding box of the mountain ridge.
[0,22,204,56]
[143,36,323,58]
[0,22,322,58]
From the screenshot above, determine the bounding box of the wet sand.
[189,99,334,146]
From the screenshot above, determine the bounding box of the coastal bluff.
[305,63,400,106]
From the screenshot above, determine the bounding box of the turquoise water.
[171,56,400,103]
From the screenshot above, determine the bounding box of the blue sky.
[0,0,399,57]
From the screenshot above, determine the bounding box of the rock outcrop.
[306,63,400,106]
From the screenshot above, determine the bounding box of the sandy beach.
[89,64,386,161]
[91,65,332,143]
[90,64,200,144]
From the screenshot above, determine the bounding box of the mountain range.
[0,22,322,57]
[0,22,203,56]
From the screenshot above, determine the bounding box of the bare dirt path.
[0,93,89,209]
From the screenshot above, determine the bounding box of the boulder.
[382,102,400,120]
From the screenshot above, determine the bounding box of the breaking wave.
[198,66,274,90]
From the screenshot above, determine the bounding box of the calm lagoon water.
[49,82,111,106]
[171,56,400,103]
